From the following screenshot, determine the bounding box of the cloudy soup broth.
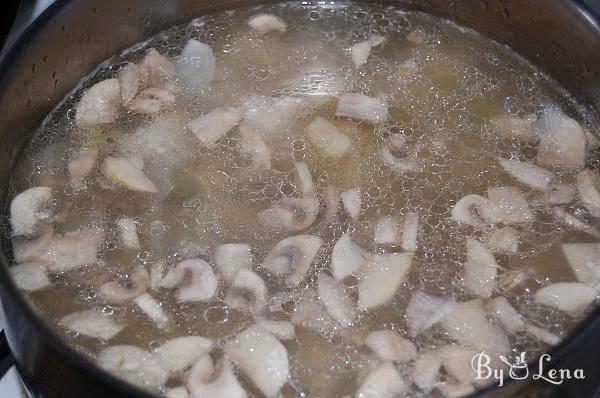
[6,2,600,397]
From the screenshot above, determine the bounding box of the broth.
[6,2,600,397]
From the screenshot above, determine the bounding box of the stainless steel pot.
[0,1,599,397]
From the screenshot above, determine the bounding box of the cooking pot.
[0,1,599,397]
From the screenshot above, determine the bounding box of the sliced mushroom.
[351,36,385,68]
[293,161,315,197]
[12,225,54,263]
[489,114,537,141]
[406,290,457,337]
[128,87,175,115]
[357,362,408,398]
[463,238,498,298]
[239,124,272,170]
[526,324,561,346]
[341,187,361,219]
[291,288,336,335]
[134,293,171,330]
[117,217,140,250]
[441,299,510,358]
[543,183,575,205]
[260,196,320,231]
[484,227,519,254]
[364,330,417,363]
[98,265,150,304]
[561,242,600,290]
[497,157,553,191]
[10,186,53,236]
[225,269,268,314]
[305,116,352,158]
[175,39,217,92]
[401,213,419,252]
[187,355,246,398]
[187,107,242,147]
[484,186,533,224]
[97,345,168,387]
[487,296,525,335]
[381,134,419,172]
[159,258,218,302]
[9,262,50,291]
[535,107,586,169]
[214,243,252,283]
[59,310,125,340]
[149,259,167,291]
[335,93,388,124]
[577,169,600,218]
[535,282,597,315]
[358,253,412,310]
[552,207,600,238]
[153,336,214,373]
[224,326,289,397]
[68,148,98,184]
[255,318,296,340]
[318,272,357,327]
[105,157,158,193]
[374,216,399,245]
[332,232,367,280]
[248,13,287,35]
[118,63,141,106]
[43,228,106,273]
[261,234,323,286]
[451,194,489,228]
[75,78,121,127]
[139,48,176,89]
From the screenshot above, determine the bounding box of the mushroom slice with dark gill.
[187,355,246,398]
[159,258,218,303]
[10,186,53,236]
[98,265,150,304]
[451,194,490,228]
[259,197,320,232]
[225,268,268,314]
[224,326,289,398]
[381,134,420,172]
[261,234,323,287]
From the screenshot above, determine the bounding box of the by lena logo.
[471,351,585,387]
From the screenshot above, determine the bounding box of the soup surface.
[6,2,600,397]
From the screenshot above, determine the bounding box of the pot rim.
[0,1,599,397]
